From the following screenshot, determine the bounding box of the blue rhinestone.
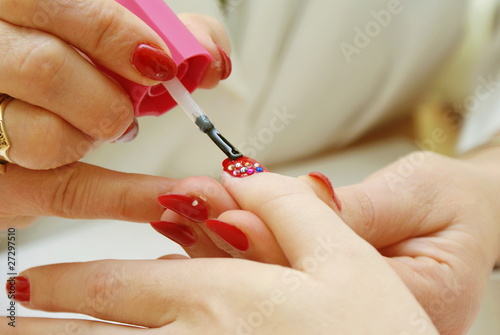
[256,167,264,173]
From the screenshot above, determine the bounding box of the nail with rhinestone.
[223,156,269,178]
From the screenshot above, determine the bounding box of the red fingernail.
[158,194,209,222]
[5,276,30,303]
[150,221,196,247]
[309,172,342,211]
[132,43,177,81]
[223,156,269,178]
[217,44,232,80]
[206,219,249,251]
[115,118,139,143]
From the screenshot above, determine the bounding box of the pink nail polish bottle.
[105,0,212,117]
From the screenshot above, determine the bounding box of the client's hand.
[2,173,438,334]
[155,151,500,335]
[0,0,231,228]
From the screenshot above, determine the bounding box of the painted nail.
[115,118,139,143]
[150,221,196,247]
[158,194,209,222]
[131,43,177,81]
[5,276,30,303]
[308,172,342,211]
[206,219,249,251]
[217,44,232,80]
[223,156,269,178]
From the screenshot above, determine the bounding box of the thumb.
[0,163,177,223]
[335,175,440,249]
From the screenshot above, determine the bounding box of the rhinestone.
[245,162,252,167]
[235,163,242,168]
[254,163,260,167]
[228,165,235,171]
[241,167,248,173]
[247,168,255,175]
[232,170,241,176]
[256,167,264,173]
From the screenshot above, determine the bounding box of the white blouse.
[84,0,500,178]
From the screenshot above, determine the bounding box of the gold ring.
[0,95,14,164]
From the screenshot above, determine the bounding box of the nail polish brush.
[162,77,243,161]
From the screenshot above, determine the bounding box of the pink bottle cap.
[105,0,212,117]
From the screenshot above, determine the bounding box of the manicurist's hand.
[154,151,500,335]
[0,0,231,228]
[2,173,438,334]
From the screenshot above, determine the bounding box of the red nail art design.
[158,194,209,222]
[206,219,249,251]
[150,221,196,247]
[5,276,30,303]
[131,43,177,81]
[115,118,139,143]
[308,172,342,211]
[217,44,232,80]
[223,157,268,178]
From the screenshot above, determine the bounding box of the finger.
[179,13,232,88]
[0,163,177,224]
[298,172,342,212]
[0,317,146,334]
[334,154,452,249]
[13,259,263,328]
[155,176,238,258]
[0,21,134,142]
[221,173,373,268]
[0,0,175,85]
[4,99,95,170]
[209,210,289,265]
[154,211,229,258]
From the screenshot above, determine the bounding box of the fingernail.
[115,118,139,143]
[150,221,196,247]
[158,194,209,222]
[5,276,30,302]
[223,156,268,178]
[206,219,249,251]
[217,44,232,80]
[308,172,342,211]
[131,43,177,81]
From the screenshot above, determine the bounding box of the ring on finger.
[0,94,14,164]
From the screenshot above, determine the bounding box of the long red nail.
[150,221,196,247]
[115,118,139,143]
[5,276,30,302]
[132,43,177,81]
[217,44,232,80]
[309,172,342,211]
[158,194,209,222]
[206,219,249,251]
[223,156,269,178]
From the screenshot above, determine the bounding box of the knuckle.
[48,164,97,219]
[17,36,68,94]
[81,262,124,315]
[84,2,130,58]
[14,111,91,170]
[345,187,376,238]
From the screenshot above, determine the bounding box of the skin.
[1,173,439,334]
[157,148,500,335]
[0,0,230,228]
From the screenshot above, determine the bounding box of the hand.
[153,152,500,335]
[2,173,438,334]
[0,0,231,227]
